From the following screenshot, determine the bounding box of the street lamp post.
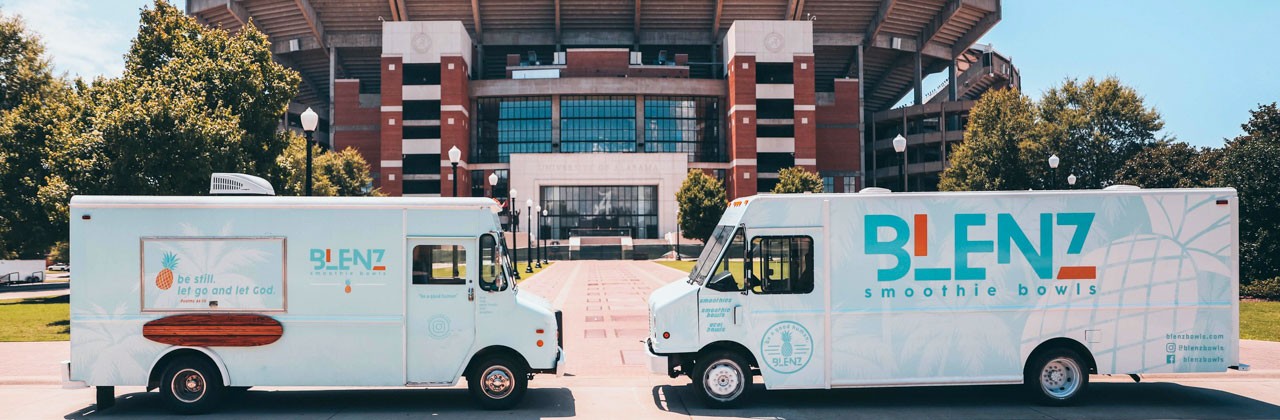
[893,134,907,192]
[1048,154,1060,190]
[525,199,534,273]
[300,107,319,196]
[1068,174,1077,188]
[447,146,461,197]
[534,205,542,268]
[674,205,682,261]
[509,188,520,279]
[541,208,549,264]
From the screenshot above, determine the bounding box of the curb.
[0,283,69,294]
[0,376,61,386]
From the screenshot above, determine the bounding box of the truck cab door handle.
[733,305,742,325]
[468,287,474,301]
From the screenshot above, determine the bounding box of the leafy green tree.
[1032,77,1163,189]
[0,10,54,112]
[1215,103,1280,284]
[276,134,381,196]
[939,87,1037,191]
[771,166,823,194]
[124,0,300,181]
[676,170,727,242]
[0,11,62,258]
[1113,141,1219,188]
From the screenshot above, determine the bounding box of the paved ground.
[3,261,1280,419]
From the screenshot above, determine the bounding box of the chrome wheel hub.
[172,368,207,403]
[482,366,514,399]
[703,360,744,400]
[1040,357,1081,399]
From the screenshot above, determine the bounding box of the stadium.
[186,0,1017,240]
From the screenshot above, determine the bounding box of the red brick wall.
[439,55,471,197]
[726,55,757,200]
[332,80,381,175]
[380,55,403,196]
[563,50,631,77]
[816,78,861,175]
[793,55,817,173]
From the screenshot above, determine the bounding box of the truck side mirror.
[706,271,739,292]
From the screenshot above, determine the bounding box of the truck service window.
[479,234,508,291]
[411,245,466,285]
[750,236,814,294]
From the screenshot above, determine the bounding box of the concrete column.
[551,95,561,151]
[440,55,471,197]
[635,94,645,149]
[913,50,923,106]
[947,59,957,101]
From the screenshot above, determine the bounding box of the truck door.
[745,227,826,390]
[405,238,476,385]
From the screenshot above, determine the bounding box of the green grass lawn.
[1241,301,1280,341]
[654,260,695,273]
[0,294,69,342]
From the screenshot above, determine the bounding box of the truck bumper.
[645,338,669,375]
[61,360,87,389]
[555,347,567,377]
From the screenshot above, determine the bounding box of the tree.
[1215,103,1280,284]
[0,10,62,258]
[941,77,1164,191]
[676,170,727,242]
[276,134,381,196]
[124,0,299,181]
[1032,77,1163,189]
[939,87,1037,191]
[0,10,54,112]
[771,166,823,194]
[6,0,308,257]
[1113,141,1219,188]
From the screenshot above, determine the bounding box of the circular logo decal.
[427,315,451,339]
[759,321,813,374]
[412,33,432,53]
[764,32,785,52]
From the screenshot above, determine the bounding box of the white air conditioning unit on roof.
[210,173,275,196]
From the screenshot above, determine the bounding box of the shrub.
[1242,277,1280,301]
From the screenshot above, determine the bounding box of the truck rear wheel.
[1026,348,1089,406]
[159,356,226,414]
[695,351,752,408]
[467,357,528,410]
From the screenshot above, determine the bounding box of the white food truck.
[647,187,1242,407]
[0,259,46,285]
[66,179,563,413]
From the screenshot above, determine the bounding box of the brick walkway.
[519,260,689,377]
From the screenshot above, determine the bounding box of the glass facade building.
[560,96,638,153]
[473,97,553,163]
[540,185,658,240]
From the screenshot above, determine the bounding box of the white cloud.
[2,0,140,79]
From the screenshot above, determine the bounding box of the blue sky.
[2,0,1276,147]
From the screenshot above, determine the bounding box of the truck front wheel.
[159,356,226,414]
[695,351,752,408]
[467,357,528,410]
[1026,348,1089,406]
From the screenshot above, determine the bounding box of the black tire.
[159,356,226,414]
[1025,348,1090,406]
[467,357,528,410]
[694,351,752,408]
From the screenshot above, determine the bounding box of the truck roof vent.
[1103,184,1141,191]
[858,187,893,194]
[210,173,275,196]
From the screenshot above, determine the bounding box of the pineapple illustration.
[781,330,793,357]
[155,252,178,290]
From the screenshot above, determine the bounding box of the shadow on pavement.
[65,387,576,418]
[653,381,1280,419]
